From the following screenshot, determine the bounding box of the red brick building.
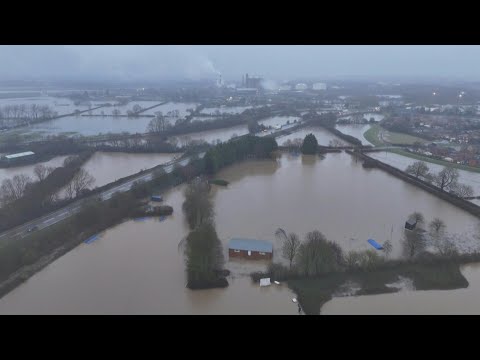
[228,238,273,260]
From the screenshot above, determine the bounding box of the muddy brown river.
[0,152,478,314]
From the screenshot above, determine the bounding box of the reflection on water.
[322,263,480,315]
[0,152,478,314]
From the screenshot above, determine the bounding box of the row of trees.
[181,177,227,289]
[405,161,474,198]
[0,104,57,121]
[204,135,278,175]
[270,212,457,280]
[0,152,95,232]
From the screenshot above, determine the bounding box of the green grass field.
[363,124,427,147]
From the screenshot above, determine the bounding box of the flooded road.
[322,263,480,314]
[0,152,478,314]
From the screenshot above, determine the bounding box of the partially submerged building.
[405,218,417,231]
[1,151,35,165]
[228,238,273,260]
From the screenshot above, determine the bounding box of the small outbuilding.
[405,218,417,231]
[228,238,273,260]
[151,195,163,202]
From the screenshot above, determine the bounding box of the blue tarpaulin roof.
[367,239,383,250]
[84,235,99,244]
[229,238,273,253]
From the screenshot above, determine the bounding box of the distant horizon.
[2,45,480,84]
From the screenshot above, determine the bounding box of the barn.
[228,238,273,260]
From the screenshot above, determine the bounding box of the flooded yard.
[0,152,478,314]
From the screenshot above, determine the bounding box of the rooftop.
[229,238,273,253]
[4,151,35,159]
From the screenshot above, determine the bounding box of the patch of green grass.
[390,149,480,173]
[385,131,427,145]
[363,124,384,147]
[363,124,427,147]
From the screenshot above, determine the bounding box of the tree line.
[0,151,95,233]
[405,161,474,198]
[252,211,462,283]
[203,135,278,175]
[180,177,227,289]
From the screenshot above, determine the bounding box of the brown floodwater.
[81,152,179,188]
[322,263,480,315]
[169,125,249,145]
[277,126,347,146]
[0,152,478,314]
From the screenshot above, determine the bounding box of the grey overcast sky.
[1,45,479,82]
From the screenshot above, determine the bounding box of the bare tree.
[405,161,430,179]
[427,218,457,256]
[329,139,345,147]
[72,169,95,197]
[132,104,142,113]
[33,164,54,182]
[147,115,168,134]
[402,229,425,258]
[433,166,459,191]
[112,108,121,117]
[449,183,474,198]
[275,228,301,269]
[382,240,393,258]
[64,182,75,200]
[409,211,425,226]
[0,174,32,204]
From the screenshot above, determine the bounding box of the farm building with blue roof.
[228,238,273,260]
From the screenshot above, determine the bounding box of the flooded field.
[88,101,162,116]
[169,124,249,145]
[322,263,480,314]
[80,152,179,189]
[338,113,384,122]
[0,96,91,116]
[200,106,252,115]
[140,102,199,117]
[24,115,154,136]
[259,116,300,128]
[335,124,372,145]
[0,152,478,314]
[277,126,347,146]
